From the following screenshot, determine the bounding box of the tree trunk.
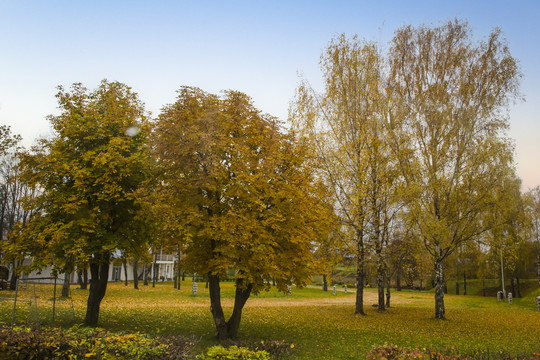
[176,248,182,290]
[208,274,228,339]
[434,257,446,319]
[355,229,366,315]
[152,255,157,287]
[9,261,18,290]
[226,279,252,338]
[463,272,467,295]
[205,278,209,289]
[61,271,71,298]
[123,259,128,286]
[385,275,391,307]
[456,280,459,295]
[143,264,148,286]
[482,278,486,297]
[377,263,385,310]
[516,277,521,298]
[133,260,139,290]
[396,268,402,291]
[322,274,328,291]
[85,253,110,326]
[510,277,516,297]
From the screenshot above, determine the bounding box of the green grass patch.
[0,280,538,359]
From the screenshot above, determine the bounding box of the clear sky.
[1,0,539,189]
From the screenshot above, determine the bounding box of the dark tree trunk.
[176,248,182,290]
[133,260,139,290]
[434,257,445,319]
[174,275,178,289]
[385,275,391,308]
[516,277,521,298]
[456,280,459,295]
[152,255,158,287]
[182,272,185,281]
[463,272,467,295]
[207,274,252,340]
[322,274,328,291]
[83,268,88,289]
[226,280,252,339]
[355,229,366,315]
[396,268,402,291]
[510,277,516,297]
[205,278,209,289]
[143,264,148,286]
[123,259,128,286]
[272,277,275,286]
[9,261,18,290]
[85,253,110,326]
[208,274,228,339]
[61,271,71,298]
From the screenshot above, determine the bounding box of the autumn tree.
[386,20,520,318]
[292,34,405,312]
[10,81,153,325]
[0,126,38,289]
[154,87,331,339]
[524,186,540,286]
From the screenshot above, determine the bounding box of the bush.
[366,344,540,360]
[197,345,270,360]
[221,339,295,360]
[0,325,197,360]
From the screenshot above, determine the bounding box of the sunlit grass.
[0,280,538,359]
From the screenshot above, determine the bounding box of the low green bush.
[197,345,270,360]
[0,325,197,360]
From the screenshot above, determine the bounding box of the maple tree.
[10,80,153,325]
[153,87,331,339]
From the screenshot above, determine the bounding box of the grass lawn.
[0,280,539,359]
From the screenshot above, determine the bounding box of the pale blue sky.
[1,1,539,189]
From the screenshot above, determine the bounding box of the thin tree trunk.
[82,268,88,289]
[396,268,402,291]
[510,277,516,297]
[152,254,158,287]
[143,263,148,286]
[385,275,391,307]
[133,260,139,290]
[123,259,128,286]
[434,257,446,319]
[322,274,328,291]
[61,271,71,298]
[516,277,521,298]
[456,280,459,295]
[176,247,182,290]
[9,261,18,290]
[355,228,366,315]
[463,272,467,295]
[85,253,110,326]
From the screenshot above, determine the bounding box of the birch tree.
[387,20,520,319]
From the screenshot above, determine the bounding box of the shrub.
[0,325,197,360]
[221,339,295,360]
[197,345,270,360]
[366,344,540,360]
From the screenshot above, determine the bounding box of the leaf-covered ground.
[0,281,538,359]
